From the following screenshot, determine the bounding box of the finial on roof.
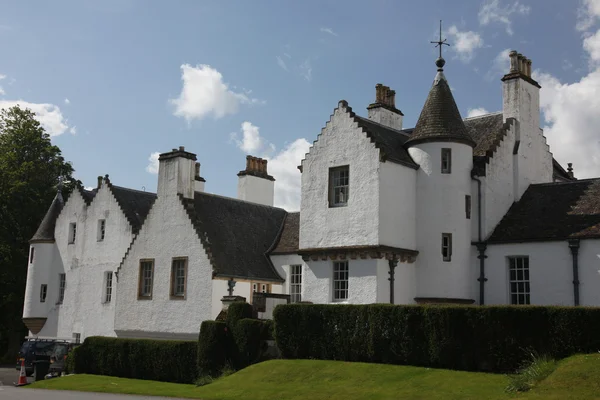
[430,20,450,72]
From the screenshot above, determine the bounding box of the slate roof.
[181,192,287,282]
[108,185,157,234]
[30,192,64,243]
[463,112,505,157]
[271,212,299,254]
[79,187,97,205]
[488,179,600,243]
[405,72,476,148]
[352,116,418,168]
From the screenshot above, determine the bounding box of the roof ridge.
[111,185,157,196]
[530,178,600,187]
[194,190,288,212]
[354,115,410,137]
[463,111,503,121]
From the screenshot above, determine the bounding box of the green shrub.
[232,318,269,368]
[226,302,254,328]
[273,304,600,373]
[197,321,230,378]
[72,337,197,383]
[506,353,558,393]
[263,319,274,340]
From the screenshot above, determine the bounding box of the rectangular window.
[58,273,66,303]
[138,260,154,299]
[465,195,472,219]
[508,256,530,305]
[290,264,302,303]
[441,148,452,174]
[97,219,106,242]
[442,233,452,262]
[40,284,47,303]
[333,261,349,301]
[170,258,187,298]
[329,166,349,207]
[104,272,113,303]
[68,223,77,244]
[29,247,34,264]
[261,283,271,293]
[73,333,81,344]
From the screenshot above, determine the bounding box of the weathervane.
[430,20,450,70]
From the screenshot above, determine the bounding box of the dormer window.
[441,148,452,174]
[329,166,349,207]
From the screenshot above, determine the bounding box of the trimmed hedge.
[71,336,197,383]
[197,321,231,377]
[273,304,600,373]
[232,318,270,368]
[226,301,254,328]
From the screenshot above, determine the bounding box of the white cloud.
[0,100,70,136]
[276,56,288,72]
[485,48,511,81]
[268,138,311,211]
[0,74,6,95]
[230,121,274,154]
[169,64,263,122]
[69,126,77,135]
[300,59,312,82]
[230,121,310,210]
[577,0,600,32]
[320,27,338,37]
[446,25,484,62]
[146,152,160,174]
[64,98,70,105]
[478,0,530,35]
[534,18,600,179]
[467,107,489,118]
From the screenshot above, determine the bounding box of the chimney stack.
[97,176,103,189]
[237,155,275,206]
[567,163,575,179]
[157,146,197,199]
[194,162,206,192]
[367,83,403,131]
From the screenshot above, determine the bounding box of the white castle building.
[22,50,600,341]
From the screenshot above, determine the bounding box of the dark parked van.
[16,338,69,376]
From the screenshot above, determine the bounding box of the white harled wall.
[299,106,381,249]
[114,192,212,340]
[237,175,274,206]
[409,142,473,300]
[379,161,417,249]
[486,240,600,306]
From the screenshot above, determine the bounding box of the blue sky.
[1,0,600,210]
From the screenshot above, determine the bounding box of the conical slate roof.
[30,191,64,243]
[405,63,476,148]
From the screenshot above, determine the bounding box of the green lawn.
[28,354,600,400]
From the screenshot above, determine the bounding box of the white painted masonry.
[23,50,600,343]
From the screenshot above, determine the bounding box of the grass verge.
[27,354,600,400]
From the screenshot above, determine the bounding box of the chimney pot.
[179,146,185,151]
[526,59,532,77]
[97,176,103,189]
[195,162,200,177]
[509,50,519,73]
[517,53,525,74]
[386,89,396,108]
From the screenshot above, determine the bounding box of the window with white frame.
[329,166,349,207]
[40,284,47,303]
[138,260,154,299]
[290,265,302,303]
[68,223,77,244]
[170,258,187,298]
[97,219,106,242]
[508,256,530,305]
[261,283,271,293]
[442,233,452,262]
[58,273,66,303]
[441,148,452,174]
[29,247,35,264]
[333,261,349,301]
[104,271,113,303]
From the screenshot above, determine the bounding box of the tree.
[0,105,79,361]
